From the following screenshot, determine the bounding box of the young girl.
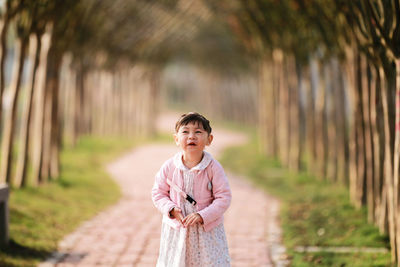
[152,112,231,267]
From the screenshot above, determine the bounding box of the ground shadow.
[0,239,51,267]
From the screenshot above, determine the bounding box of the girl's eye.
[196,131,202,133]
[182,131,189,133]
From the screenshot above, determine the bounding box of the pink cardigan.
[151,151,232,232]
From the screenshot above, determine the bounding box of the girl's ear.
[207,134,213,146]
[174,133,179,146]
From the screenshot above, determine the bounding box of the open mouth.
[187,142,196,146]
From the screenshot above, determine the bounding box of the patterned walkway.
[39,115,285,266]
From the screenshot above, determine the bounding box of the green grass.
[219,134,393,267]
[0,135,147,267]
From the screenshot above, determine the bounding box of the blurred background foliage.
[0,0,400,266]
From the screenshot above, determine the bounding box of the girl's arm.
[197,161,232,226]
[151,159,177,218]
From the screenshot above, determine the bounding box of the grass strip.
[219,135,392,267]
[0,135,147,267]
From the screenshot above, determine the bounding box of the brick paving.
[39,115,286,267]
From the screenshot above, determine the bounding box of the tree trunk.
[40,63,53,182]
[258,58,269,155]
[295,60,306,171]
[361,55,374,222]
[31,29,51,186]
[14,33,41,188]
[315,60,328,180]
[370,64,383,227]
[323,62,334,181]
[273,50,286,165]
[333,59,349,185]
[0,15,10,130]
[73,59,86,143]
[355,52,366,207]
[393,58,400,264]
[286,56,299,170]
[346,46,359,205]
[60,54,76,146]
[308,55,318,174]
[376,65,388,234]
[40,43,62,182]
[148,69,160,136]
[49,52,62,179]
[271,62,279,157]
[380,64,397,262]
[326,59,338,182]
[83,68,93,135]
[278,53,289,167]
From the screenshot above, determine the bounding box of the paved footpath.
[39,114,286,267]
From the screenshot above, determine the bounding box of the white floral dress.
[156,153,231,267]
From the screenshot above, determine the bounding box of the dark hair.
[175,112,212,134]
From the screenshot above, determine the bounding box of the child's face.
[174,121,213,155]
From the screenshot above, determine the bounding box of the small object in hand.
[186,194,197,206]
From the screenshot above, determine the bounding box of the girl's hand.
[182,213,204,227]
[170,207,184,225]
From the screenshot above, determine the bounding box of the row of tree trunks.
[160,63,258,125]
[0,30,161,189]
[259,52,348,177]
[257,45,400,263]
[60,61,161,145]
[0,35,28,185]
